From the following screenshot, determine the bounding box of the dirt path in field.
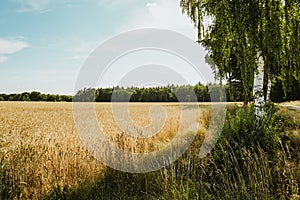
[279,104,300,111]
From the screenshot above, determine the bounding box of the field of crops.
[0,102,210,199]
[1,101,299,199]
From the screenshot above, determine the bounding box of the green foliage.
[215,104,297,161]
[112,89,131,102]
[271,77,300,102]
[1,80,299,103]
[74,81,300,103]
[210,104,299,199]
[29,91,42,101]
[74,83,211,102]
[0,92,72,102]
[181,0,300,103]
[44,185,71,200]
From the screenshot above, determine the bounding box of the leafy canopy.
[181,0,300,99]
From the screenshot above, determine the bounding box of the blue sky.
[0,0,211,95]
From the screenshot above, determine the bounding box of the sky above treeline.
[0,0,212,95]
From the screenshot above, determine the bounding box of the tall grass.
[0,102,299,199]
[43,138,299,200]
[0,102,103,199]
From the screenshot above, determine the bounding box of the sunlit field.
[0,102,103,199]
[0,102,298,199]
[0,102,210,199]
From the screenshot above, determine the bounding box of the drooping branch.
[181,0,300,111]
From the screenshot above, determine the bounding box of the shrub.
[211,103,299,198]
[214,103,297,160]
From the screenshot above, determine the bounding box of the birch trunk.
[253,52,265,118]
[266,75,272,104]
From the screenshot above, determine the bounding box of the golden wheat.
[0,102,210,199]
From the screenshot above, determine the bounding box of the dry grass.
[0,102,105,199]
[1,101,298,199]
[0,102,210,199]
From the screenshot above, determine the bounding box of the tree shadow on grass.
[43,168,162,200]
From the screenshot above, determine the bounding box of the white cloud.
[118,0,197,40]
[0,39,28,54]
[13,0,50,13]
[0,39,28,63]
[0,55,8,63]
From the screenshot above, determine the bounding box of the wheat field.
[0,102,209,199]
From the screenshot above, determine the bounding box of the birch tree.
[181,0,300,117]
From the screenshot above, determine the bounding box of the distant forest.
[1,80,299,102]
[73,81,300,102]
[0,91,72,102]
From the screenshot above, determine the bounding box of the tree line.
[0,91,72,102]
[73,83,211,102]
[0,80,298,103]
[73,81,300,102]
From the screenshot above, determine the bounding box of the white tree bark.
[266,75,272,104]
[253,52,265,118]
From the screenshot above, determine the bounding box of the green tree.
[29,91,42,101]
[181,0,300,117]
[74,88,96,102]
[111,89,132,102]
